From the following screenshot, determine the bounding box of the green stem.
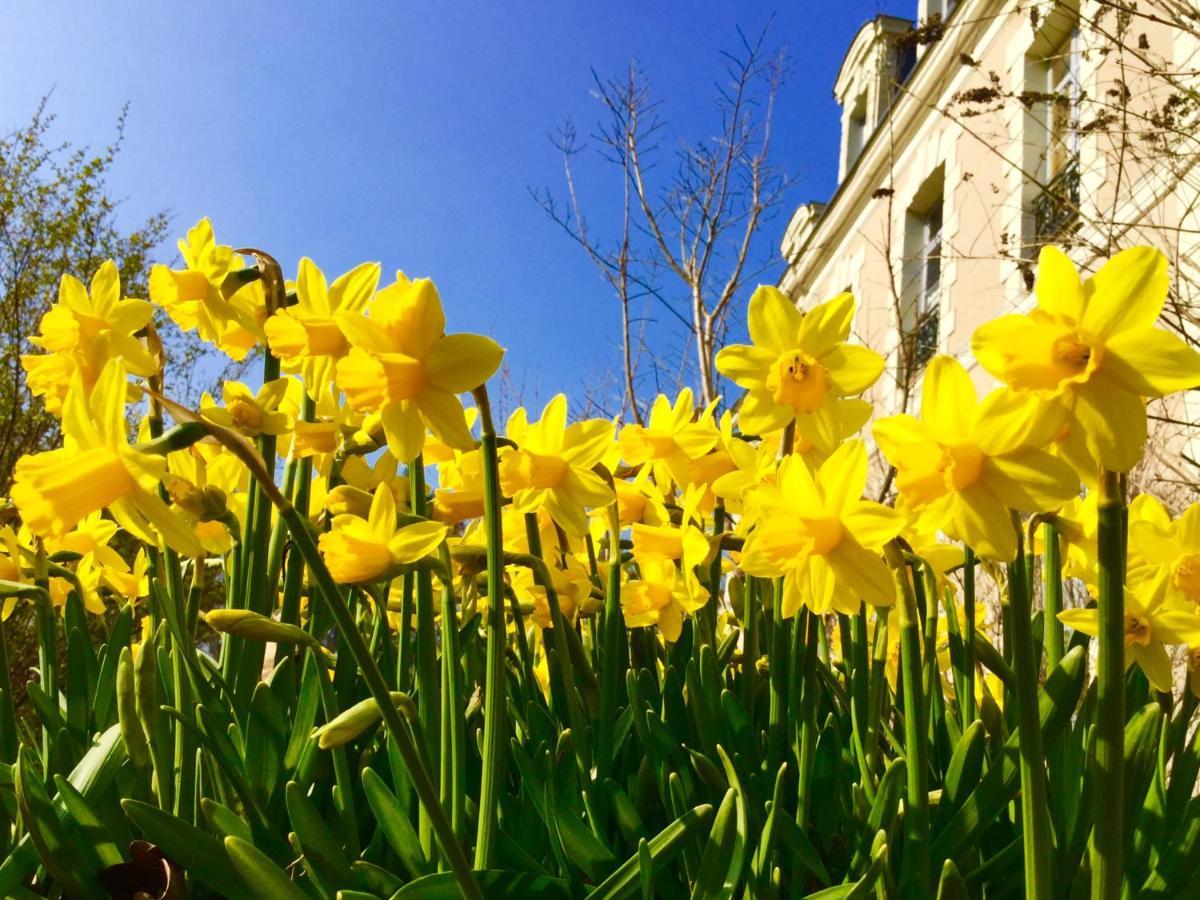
[472,386,507,871]
[1043,522,1064,672]
[438,544,465,846]
[796,611,820,829]
[596,497,626,785]
[885,542,929,897]
[1092,469,1125,900]
[410,457,439,856]
[396,573,414,692]
[1004,519,1053,899]
[279,499,479,897]
[231,349,281,703]
[961,547,977,729]
[740,576,759,711]
[767,577,790,773]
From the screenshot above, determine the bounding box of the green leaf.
[14,747,106,900]
[935,859,968,900]
[245,681,287,807]
[804,831,887,899]
[122,798,246,898]
[92,604,133,731]
[775,810,831,887]
[849,757,905,877]
[750,764,788,886]
[362,766,431,879]
[587,803,714,900]
[545,758,616,882]
[391,870,573,898]
[50,774,122,868]
[284,655,323,770]
[224,834,309,900]
[932,645,1085,863]
[201,797,254,843]
[935,720,985,829]
[690,788,740,900]
[286,780,356,894]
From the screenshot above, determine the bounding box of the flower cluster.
[7,222,1200,698]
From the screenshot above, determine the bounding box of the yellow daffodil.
[165,440,250,554]
[873,355,1079,561]
[1130,500,1200,609]
[279,379,344,462]
[499,394,614,537]
[0,527,31,620]
[148,218,265,360]
[337,453,409,514]
[433,448,486,524]
[618,389,718,494]
[21,260,157,414]
[1058,590,1200,691]
[82,548,150,611]
[318,485,447,584]
[200,378,293,438]
[715,286,884,444]
[334,273,503,463]
[510,556,594,629]
[622,557,698,642]
[739,440,904,616]
[630,485,711,607]
[11,362,201,555]
[266,258,380,398]
[972,246,1200,474]
[712,398,871,515]
[48,511,130,613]
[1054,492,1164,597]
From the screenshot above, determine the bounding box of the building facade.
[779,0,1200,494]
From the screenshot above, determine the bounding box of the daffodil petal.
[921,355,976,445]
[1035,245,1084,320]
[424,333,505,394]
[1100,326,1200,397]
[1080,246,1168,340]
[747,285,805,352]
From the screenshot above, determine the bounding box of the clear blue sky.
[3,1,901,412]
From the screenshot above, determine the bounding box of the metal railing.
[1033,157,1081,242]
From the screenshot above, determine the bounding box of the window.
[845,91,869,173]
[902,170,945,375]
[912,204,942,368]
[1029,26,1081,243]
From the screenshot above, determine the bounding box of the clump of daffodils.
[10,226,1200,687]
[7,222,1200,899]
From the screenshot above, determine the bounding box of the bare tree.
[534,26,793,416]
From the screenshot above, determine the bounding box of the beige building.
[778,0,1200,490]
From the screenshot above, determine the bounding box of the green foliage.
[0,99,169,488]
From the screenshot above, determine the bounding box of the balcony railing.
[914,307,939,368]
[1033,157,1081,242]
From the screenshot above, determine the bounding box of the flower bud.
[117,645,149,767]
[325,485,374,519]
[204,609,318,647]
[165,476,228,522]
[312,692,411,749]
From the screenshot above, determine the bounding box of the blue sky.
[3,1,900,413]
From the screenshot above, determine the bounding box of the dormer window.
[834,15,916,182]
[846,92,869,171]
